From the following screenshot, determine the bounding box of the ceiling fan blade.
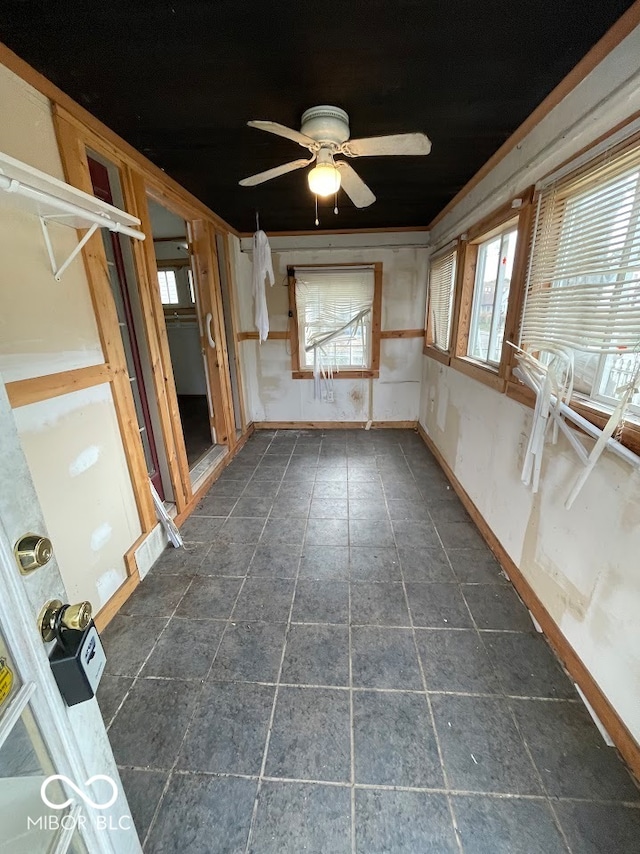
[247,120,316,149]
[336,162,376,208]
[239,157,314,187]
[345,132,432,157]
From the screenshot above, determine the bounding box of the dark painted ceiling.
[1,1,635,231]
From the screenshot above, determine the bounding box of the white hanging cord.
[315,195,319,227]
[334,192,338,215]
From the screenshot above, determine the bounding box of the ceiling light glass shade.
[308,163,341,197]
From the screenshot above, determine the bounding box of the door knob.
[39,599,93,642]
[14,533,53,575]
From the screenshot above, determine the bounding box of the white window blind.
[428,246,457,351]
[521,138,640,357]
[157,269,179,305]
[295,266,375,371]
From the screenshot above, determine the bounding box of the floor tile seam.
[243,475,309,854]
[393,445,463,854]
[140,567,253,849]
[347,542,357,854]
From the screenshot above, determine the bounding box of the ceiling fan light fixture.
[307,163,341,197]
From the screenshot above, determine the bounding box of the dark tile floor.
[98,429,640,853]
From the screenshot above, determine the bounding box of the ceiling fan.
[239,106,431,209]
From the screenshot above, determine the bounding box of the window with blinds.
[520,134,640,414]
[157,269,179,305]
[294,266,375,371]
[427,247,457,351]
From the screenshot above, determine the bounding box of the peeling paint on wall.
[69,444,101,477]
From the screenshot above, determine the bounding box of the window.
[520,135,640,419]
[468,224,518,366]
[425,244,457,353]
[289,264,382,378]
[157,269,179,304]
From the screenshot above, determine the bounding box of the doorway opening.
[146,200,218,471]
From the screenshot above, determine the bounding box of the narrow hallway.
[98,429,640,853]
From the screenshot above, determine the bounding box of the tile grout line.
[140,434,280,851]
[243,430,310,854]
[346,461,357,854]
[395,442,465,854]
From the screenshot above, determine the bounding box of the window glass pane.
[157,270,179,304]
[468,228,517,365]
[187,268,196,304]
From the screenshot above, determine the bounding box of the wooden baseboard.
[416,422,640,781]
[253,420,418,430]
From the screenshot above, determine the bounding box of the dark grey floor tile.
[278,481,315,499]
[462,584,532,631]
[435,520,486,549]
[431,695,542,795]
[313,481,348,498]
[350,582,410,626]
[398,546,455,582]
[198,543,255,576]
[391,519,440,550]
[109,678,199,769]
[383,481,422,500]
[315,467,348,482]
[269,494,311,518]
[453,795,567,854]
[349,499,389,520]
[231,578,295,622]
[386,498,431,521]
[554,801,640,854]
[194,494,238,517]
[243,479,280,498]
[448,548,506,584]
[305,518,349,546]
[406,582,473,628]
[309,498,349,518]
[353,691,443,787]
[416,629,501,694]
[249,781,351,854]
[150,543,207,575]
[292,580,349,624]
[207,479,246,496]
[281,624,349,686]
[102,615,167,676]
[209,621,287,682]
[351,626,423,690]
[355,789,458,854]
[145,773,257,854]
[119,767,168,843]
[300,545,349,579]
[511,698,640,801]
[266,687,351,782]
[349,519,395,548]
[231,496,274,517]
[348,481,385,500]
[349,546,401,582]
[427,500,471,523]
[178,681,274,774]
[176,576,242,619]
[97,675,132,725]
[347,467,381,482]
[420,481,459,502]
[141,617,225,679]
[218,516,266,544]
[483,632,575,698]
[119,575,191,618]
[180,515,226,542]
[249,543,301,578]
[261,517,307,545]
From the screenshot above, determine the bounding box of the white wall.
[231,233,429,423]
[420,24,640,742]
[0,64,141,613]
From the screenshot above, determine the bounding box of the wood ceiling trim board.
[428,0,640,231]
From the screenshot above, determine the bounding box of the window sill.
[423,345,451,366]
[450,356,505,392]
[292,369,379,380]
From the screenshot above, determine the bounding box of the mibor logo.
[40,774,119,810]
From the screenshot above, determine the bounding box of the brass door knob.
[15,533,53,575]
[39,600,93,642]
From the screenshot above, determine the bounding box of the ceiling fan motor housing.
[301,106,350,144]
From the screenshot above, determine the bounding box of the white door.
[0,378,141,854]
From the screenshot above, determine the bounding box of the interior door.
[0,379,141,854]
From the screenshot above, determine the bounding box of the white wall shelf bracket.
[40,216,99,281]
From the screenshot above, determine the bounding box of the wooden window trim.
[288,262,382,380]
[424,240,459,366]
[449,189,534,392]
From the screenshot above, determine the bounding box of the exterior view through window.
[468,226,518,365]
[157,269,179,304]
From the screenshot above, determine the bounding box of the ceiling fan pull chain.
[334,193,338,215]
[315,195,319,227]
